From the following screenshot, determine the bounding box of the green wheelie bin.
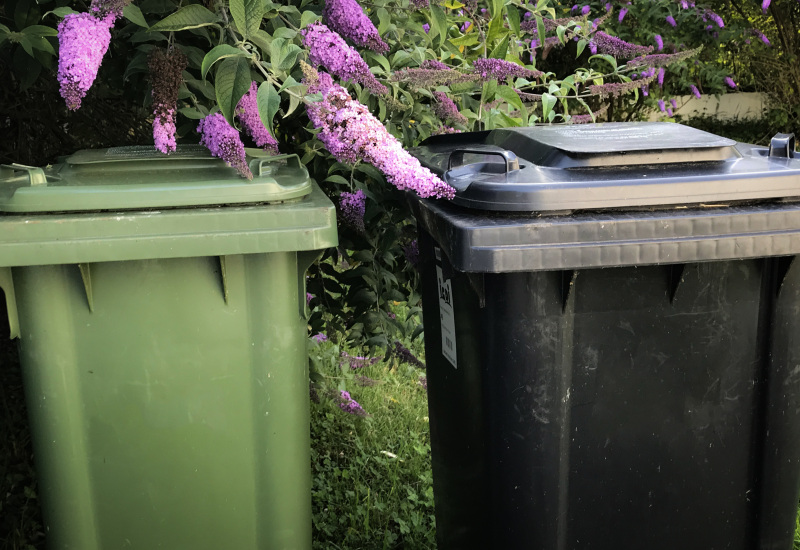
[0,146,337,549]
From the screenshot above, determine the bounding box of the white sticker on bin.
[435,247,457,369]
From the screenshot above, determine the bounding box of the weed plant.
[309,336,435,550]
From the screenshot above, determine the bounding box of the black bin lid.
[410,122,800,211]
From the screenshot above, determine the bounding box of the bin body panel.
[14,253,311,550]
[420,228,800,550]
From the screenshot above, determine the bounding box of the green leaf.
[576,38,586,58]
[277,76,300,93]
[214,56,252,125]
[249,29,272,55]
[284,88,302,117]
[149,5,218,32]
[589,54,617,70]
[276,43,302,71]
[14,34,34,57]
[482,80,497,104]
[256,80,281,140]
[487,12,504,44]
[123,4,148,28]
[535,15,545,52]
[506,5,520,35]
[21,25,58,37]
[541,92,556,121]
[230,0,263,38]
[491,0,504,18]
[272,27,296,40]
[202,44,248,80]
[496,85,527,125]
[27,35,54,55]
[489,34,508,60]
[300,10,318,28]
[429,3,448,48]
[377,7,391,35]
[449,34,480,47]
[44,6,78,18]
[179,106,207,119]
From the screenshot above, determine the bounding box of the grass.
[309,338,435,549]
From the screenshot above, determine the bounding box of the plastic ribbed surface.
[412,199,800,273]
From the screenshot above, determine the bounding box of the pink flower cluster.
[57,12,115,110]
[236,82,279,153]
[197,113,253,179]
[153,111,177,154]
[302,23,387,94]
[323,0,388,53]
[305,71,455,199]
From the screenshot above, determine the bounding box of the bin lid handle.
[0,163,47,186]
[769,133,796,159]
[447,147,520,173]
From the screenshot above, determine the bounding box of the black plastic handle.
[769,133,796,159]
[447,147,520,172]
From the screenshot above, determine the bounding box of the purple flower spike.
[339,189,366,233]
[57,12,115,111]
[422,23,430,33]
[312,333,328,343]
[581,5,590,15]
[197,114,253,179]
[666,15,677,27]
[149,48,187,155]
[670,98,678,109]
[338,390,368,416]
[305,70,455,199]
[89,0,128,20]
[432,91,467,125]
[657,67,665,87]
[403,239,420,269]
[303,23,387,94]
[592,31,654,58]
[761,0,770,12]
[461,20,472,32]
[236,82,279,153]
[667,107,673,116]
[724,76,736,89]
[153,115,176,154]
[658,99,665,112]
[472,58,543,81]
[690,84,701,99]
[654,34,663,51]
[618,8,627,21]
[323,0,389,52]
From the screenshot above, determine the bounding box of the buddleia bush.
[0,0,765,350]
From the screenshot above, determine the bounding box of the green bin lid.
[0,145,312,213]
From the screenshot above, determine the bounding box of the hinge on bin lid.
[768,133,796,159]
[0,163,47,186]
